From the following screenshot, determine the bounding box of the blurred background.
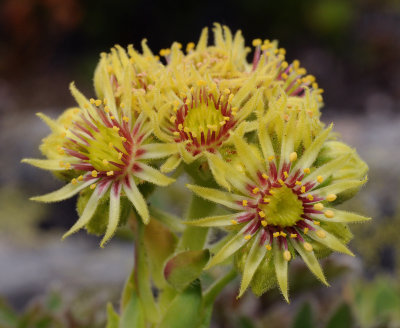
[1,0,400,327]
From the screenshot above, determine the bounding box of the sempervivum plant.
[23,24,369,327]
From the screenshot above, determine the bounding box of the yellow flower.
[23,82,176,246]
[185,112,369,301]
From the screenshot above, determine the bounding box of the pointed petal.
[293,124,333,173]
[140,143,179,160]
[31,178,95,203]
[101,183,122,247]
[185,212,249,227]
[314,209,371,223]
[232,133,263,182]
[307,223,354,256]
[206,221,255,269]
[36,113,59,132]
[291,240,328,285]
[135,163,175,186]
[186,184,245,211]
[303,153,351,184]
[312,179,367,198]
[231,74,257,108]
[239,230,267,297]
[22,158,68,171]
[258,117,275,162]
[69,82,97,117]
[160,155,182,173]
[207,153,231,191]
[196,27,208,51]
[273,240,289,303]
[279,114,296,167]
[123,175,150,224]
[63,182,110,239]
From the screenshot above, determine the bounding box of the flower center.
[259,185,303,227]
[87,124,128,172]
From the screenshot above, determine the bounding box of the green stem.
[203,269,237,307]
[177,193,216,251]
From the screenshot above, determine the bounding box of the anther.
[71,178,78,185]
[91,170,98,178]
[317,175,324,183]
[89,98,95,104]
[314,221,320,225]
[278,179,285,185]
[284,251,291,261]
[242,200,248,206]
[252,187,259,194]
[244,235,252,240]
[123,116,129,122]
[262,173,269,179]
[295,181,302,186]
[313,203,324,211]
[95,99,102,107]
[103,159,109,165]
[303,168,311,174]
[316,230,326,238]
[265,244,272,251]
[90,184,96,190]
[304,227,309,234]
[280,231,287,237]
[259,211,266,218]
[261,220,267,227]
[78,175,83,181]
[252,39,262,47]
[113,126,120,132]
[290,233,297,238]
[304,242,313,251]
[289,152,297,162]
[231,220,238,225]
[283,171,289,179]
[307,194,314,201]
[300,186,306,193]
[107,171,114,176]
[273,232,280,238]
[268,155,275,161]
[326,194,337,202]
[324,210,334,218]
[263,198,270,203]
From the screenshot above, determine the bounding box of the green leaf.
[164,249,210,291]
[292,302,314,328]
[159,281,203,328]
[106,303,120,328]
[144,219,178,288]
[119,291,146,328]
[0,299,18,327]
[325,303,353,328]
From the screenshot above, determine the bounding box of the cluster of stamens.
[251,39,324,99]
[168,82,238,156]
[59,99,146,190]
[232,152,337,261]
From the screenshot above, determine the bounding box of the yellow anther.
[289,152,298,162]
[110,116,116,120]
[281,61,289,69]
[261,220,268,227]
[283,171,289,179]
[186,42,195,52]
[71,178,78,185]
[118,152,123,159]
[244,235,252,240]
[304,227,309,234]
[265,244,272,251]
[307,194,314,201]
[173,100,180,107]
[316,230,326,238]
[324,210,334,218]
[269,190,276,195]
[197,80,206,87]
[300,186,306,193]
[90,183,96,190]
[268,155,275,161]
[95,99,102,107]
[313,203,324,211]
[64,163,71,170]
[169,116,177,123]
[252,38,262,46]
[173,131,180,136]
[314,221,320,225]
[231,220,238,225]
[175,42,182,49]
[259,211,266,218]
[281,73,288,80]
[273,232,280,238]
[103,98,108,105]
[278,179,285,185]
[303,242,313,252]
[262,173,269,179]
[252,187,260,194]
[121,136,127,142]
[103,159,109,165]
[263,198,270,203]
[83,103,89,109]
[113,126,120,132]
[284,250,291,261]
[89,98,95,104]
[326,194,337,202]
[280,231,287,237]
[295,181,302,186]
[317,175,324,183]
[290,233,297,238]
[107,171,114,176]
[242,200,248,207]
[78,175,83,181]
[303,168,311,174]
[123,116,129,122]
[104,106,110,113]
[91,170,98,178]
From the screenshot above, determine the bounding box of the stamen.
[324,210,334,218]
[317,175,324,183]
[326,194,337,202]
[284,250,291,261]
[313,203,324,211]
[265,244,272,251]
[316,230,326,238]
[289,152,297,162]
[303,168,310,174]
[303,242,313,251]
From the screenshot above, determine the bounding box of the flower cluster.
[24,23,369,300]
